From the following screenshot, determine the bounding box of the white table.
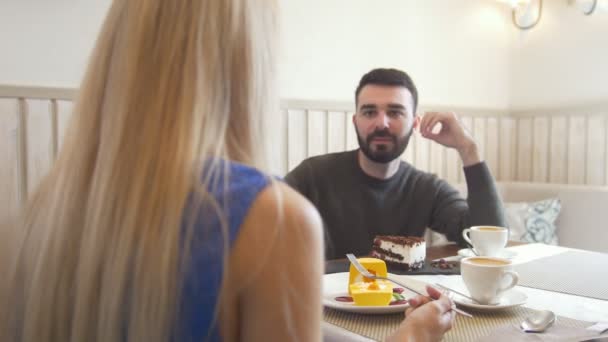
[323,243,608,341]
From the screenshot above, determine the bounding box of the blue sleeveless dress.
[177,162,271,341]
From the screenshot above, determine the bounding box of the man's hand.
[419,111,481,167]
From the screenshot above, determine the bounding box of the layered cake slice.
[371,236,426,270]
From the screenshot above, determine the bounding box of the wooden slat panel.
[568,116,586,185]
[287,109,306,171]
[422,112,442,173]
[532,117,550,182]
[485,117,499,177]
[307,110,327,157]
[345,112,358,150]
[516,118,533,182]
[0,99,21,218]
[409,133,418,168]
[445,148,460,184]
[25,99,54,196]
[549,117,568,183]
[429,139,444,177]
[270,109,288,175]
[462,117,474,136]
[473,117,486,165]
[498,117,516,182]
[414,134,430,172]
[5,93,608,195]
[605,114,608,185]
[460,117,474,182]
[402,129,414,164]
[50,99,59,161]
[327,111,346,153]
[586,115,605,185]
[17,100,27,206]
[0,85,76,101]
[57,100,73,151]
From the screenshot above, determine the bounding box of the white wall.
[0,0,606,111]
[0,0,112,88]
[0,0,512,110]
[509,0,608,110]
[279,0,512,110]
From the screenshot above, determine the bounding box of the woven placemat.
[323,306,593,342]
[514,250,608,301]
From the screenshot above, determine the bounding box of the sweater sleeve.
[284,161,337,258]
[428,162,505,246]
[284,162,311,198]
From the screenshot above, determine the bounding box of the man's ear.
[412,114,421,130]
[352,112,356,125]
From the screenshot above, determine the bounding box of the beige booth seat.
[427,182,608,254]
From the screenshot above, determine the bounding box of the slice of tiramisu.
[370,236,426,270]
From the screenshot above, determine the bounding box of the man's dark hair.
[355,68,418,113]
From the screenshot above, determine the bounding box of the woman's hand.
[386,285,456,342]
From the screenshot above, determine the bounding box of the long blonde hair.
[0,0,278,340]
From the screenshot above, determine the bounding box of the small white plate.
[457,248,517,259]
[453,289,528,311]
[322,272,416,314]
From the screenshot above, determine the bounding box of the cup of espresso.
[460,256,519,305]
[462,226,508,257]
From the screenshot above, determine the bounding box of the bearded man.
[285,68,505,259]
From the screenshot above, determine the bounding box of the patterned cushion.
[425,198,562,247]
[505,198,561,245]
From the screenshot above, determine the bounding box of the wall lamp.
[498,0,600,30]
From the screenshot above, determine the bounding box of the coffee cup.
[460,256,519,305]
[462,226,508,257]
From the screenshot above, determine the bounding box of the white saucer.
[322,272,417,314]
[453,289,528,311]
[457,248,517,259]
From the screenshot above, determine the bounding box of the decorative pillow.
[504,198,561,245]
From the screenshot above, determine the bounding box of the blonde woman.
[0,0,454,341]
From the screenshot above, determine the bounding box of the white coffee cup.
[460,256,519,305]
[462,226,508,257]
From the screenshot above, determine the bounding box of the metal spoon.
[434,283,483,304]
[521,310,556,333]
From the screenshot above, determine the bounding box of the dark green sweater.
[285,150,505,260]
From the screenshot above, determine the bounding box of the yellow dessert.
[348,257,393,306]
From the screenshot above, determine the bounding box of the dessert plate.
[453,289,528,311]
[322,272,416,314]
[457,248,517,259]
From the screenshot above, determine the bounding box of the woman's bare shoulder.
[228,180,324,286]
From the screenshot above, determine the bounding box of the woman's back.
[178,161,270,340]
[178,161,323,341]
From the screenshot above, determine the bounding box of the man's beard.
[356,127,413,163]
